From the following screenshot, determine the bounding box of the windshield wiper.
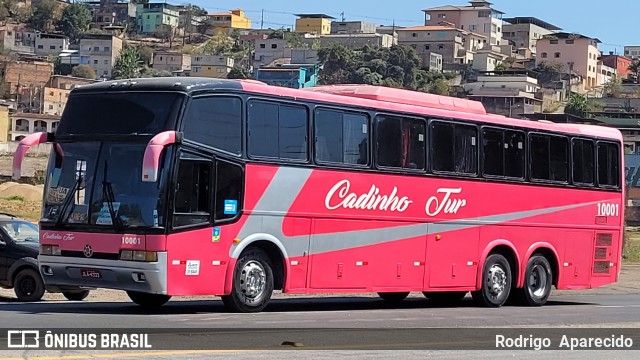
[55,174,83,227]
[102,161,123,231]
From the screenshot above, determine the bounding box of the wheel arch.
[519,243,560,288]
[476,240,520,290]
[225,233,288,294]
[8,257,39,287]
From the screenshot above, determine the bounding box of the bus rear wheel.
[515,255,553,306]
[222,248,274,313]
[126,291,171,308]
[377,292,409,303]
[472,254,512,307]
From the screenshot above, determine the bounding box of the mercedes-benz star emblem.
[83,244,94,258]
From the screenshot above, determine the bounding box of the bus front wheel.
[126,291,171,308]
[222,248,274,313]
[515,255,553,306]
[472,254,512,307]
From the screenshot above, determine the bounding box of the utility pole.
[261,9,264,29]
[340,12,345,22]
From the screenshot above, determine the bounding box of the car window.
[0,221,39,243]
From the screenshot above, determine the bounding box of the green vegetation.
[5,195,25,202]
[317,43,453,94]
[71,64,96,79]
[112,46,142,79]
[624,229,640,263]
[57,3,92,43]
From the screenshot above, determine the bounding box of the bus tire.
[222,248,274,313]
[515,255,553,306]
[472,254,511,307]
[63,290,90,301]
[126,291,171,308]
[423,291,467,304]
[14,268,45,302]
[377,292,409,303]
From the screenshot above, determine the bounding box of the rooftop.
[423,1,504,15]
[398,25,486,38]
[542,32,601,43]
[502,17,561,31]
[294,13,336,19]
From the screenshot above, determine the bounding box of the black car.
[0,213,90,301]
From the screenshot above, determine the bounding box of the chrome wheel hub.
[239,261,266,300]
[487,264,507,298]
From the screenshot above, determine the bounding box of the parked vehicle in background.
[12,78,625,312]
[0,213,90,301]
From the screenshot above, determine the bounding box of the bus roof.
[71,78,622,142]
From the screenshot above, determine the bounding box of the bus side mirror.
[142,131,182,183]
[13,132,54,180]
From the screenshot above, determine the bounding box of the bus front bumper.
[38,253,168,295]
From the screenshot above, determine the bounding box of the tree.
[0,0,18,22]
[535,61,565,85]
[112,46,142,79]
[227,65,251,79]
[603,77,621,97]
[137,45,154,66]
[28,0,60,32]
[565,92,589,117]
[199,34,233,55]
[140,67,172,78]
[57,3,91,43]
[628,61,640,83]
[71,64,96,79]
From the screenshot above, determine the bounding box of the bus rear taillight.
[120,250,158,262]
[40,245,61,256]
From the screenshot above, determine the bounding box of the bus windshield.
[56,92,183,136]
[42,142,171,229]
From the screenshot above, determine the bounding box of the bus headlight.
[40,245,61,256]
[120,250,157,262]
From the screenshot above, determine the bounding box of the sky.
[184,0,635,54]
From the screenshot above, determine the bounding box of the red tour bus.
[13,78,624,312]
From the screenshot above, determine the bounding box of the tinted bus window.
[173,152,212,228]
[530,134,568,182]
[248,101,308,161]
[315,109,368,166]
[58,93,183,135]
[505,131,525,178]
[598,142,620,187]
[183,97,242,155]
[482,129,503,176]
[215,160,243,222]
[572,139,595,185]
[431,121,477,175]
[376,115,425,170]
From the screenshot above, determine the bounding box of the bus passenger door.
[426,223,479,288]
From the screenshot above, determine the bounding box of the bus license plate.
[80,269,102,278]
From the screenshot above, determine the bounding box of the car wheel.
[472,254,512,307]
[126,291,171,308]
[221,248,274,313]
[63,290,91,301]
[14,268,45,302]
[378,292,410,303]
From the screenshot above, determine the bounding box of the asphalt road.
[1,292,640,359]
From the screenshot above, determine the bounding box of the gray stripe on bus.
[232,167,602,258]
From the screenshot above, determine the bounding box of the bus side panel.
[165,227,232,296]
[426,225,479,288]
[557,230,594,290]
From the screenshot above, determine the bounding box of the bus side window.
[173,154,212,228]
[215,160,243,222]
[597,142,620,188]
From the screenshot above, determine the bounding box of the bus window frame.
[570,137,597,188]
[313,106,371,169]
[428,118,480,178]
[170,148,215,231]
[245,97,311,164]
[480,125,526,182]
[373,113,428,174]
[528,131,570,185]
[180,94,245,159]
[596,140,621,190]
[213,158,245,226]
